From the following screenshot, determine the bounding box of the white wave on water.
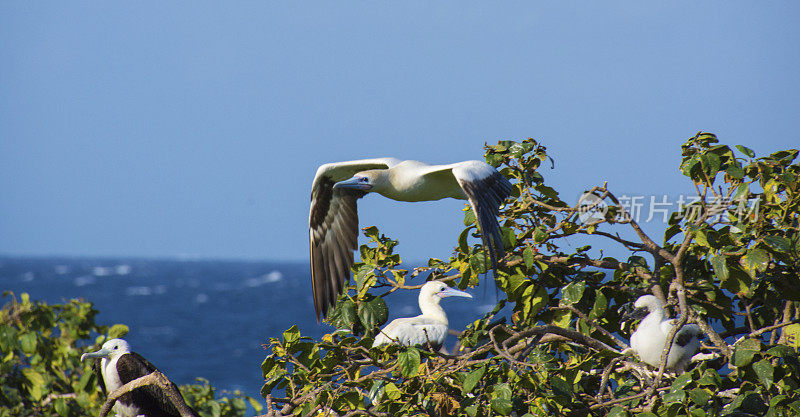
[125,285,167,296]
[115,264,132,275]
[92,265,132,277]
[54,265,71,275]
[74,275,97,287]
[243,270,283,288]
[21,272,34,282]
[92,266,113,276]
[195,293,209,304]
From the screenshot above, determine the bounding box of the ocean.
[0,256,497,402]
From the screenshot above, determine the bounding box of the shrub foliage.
[261,133,800,416]
[0,292,259,417]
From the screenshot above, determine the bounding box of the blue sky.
[1,2,798,262]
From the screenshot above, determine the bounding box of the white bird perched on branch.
[623,295,702,372]
[309,158,512,320]
[81,338,199,417]
[372,281,473,348]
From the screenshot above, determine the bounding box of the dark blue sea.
[0,256,497,402]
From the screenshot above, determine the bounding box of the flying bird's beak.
[333,176,372,191]
[80,347,112,362]
[439,287,473,299]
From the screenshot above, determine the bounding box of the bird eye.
[360,177,368,182]
[114,346,118,350]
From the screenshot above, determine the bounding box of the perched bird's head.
[80,338,131,362]
[420,281,473,302]
[622,295,661,322]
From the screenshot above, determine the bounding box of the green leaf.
[589,289,608,319]
[552,309,572,328]
[726,164,745,180]
[54,397,69,417]
[358,296,388,329]
[108,324,129,339]
[533,227,547,243]
[561,281,585,305]
[523,247,536,268]
[681,154,701,178]
[462,366,486,394]
[485,153,504,168]
[753,359,774,389]
[697,369,721,387]
[398,347,421,377]
[522,285,548,320]
[463,207,476,226]
[550,375,572,398]
[736,144,756,158]
[763,236,791,253]
[491,398,513,416]
[19,332,37,355]
[22,368,45,401]
[710,255,729,281]
[740,248,770,278]
[701,152,721,178]
[282,325,300,344]
[458,227,471,254]
[780,324,800,348]
[671,372,693,391]
[383,382,401,400]
[765,345,794,357]
[733,183,749,200]
[363,225,379,240]
[732,338,761,367]
[688,388,712,406]
[606,407,629,417]
[662,389,686,404]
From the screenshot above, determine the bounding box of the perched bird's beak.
[620,302,648,322]
[439,287,473,299]
[333,176,372,191]
[81,348,112,362]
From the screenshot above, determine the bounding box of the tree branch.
[98,371,196,417]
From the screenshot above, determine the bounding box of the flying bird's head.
[334,170,386,192]
[80,338,131,361]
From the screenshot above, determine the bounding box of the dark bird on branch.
[81,338,199,417]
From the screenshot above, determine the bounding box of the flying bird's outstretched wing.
[309,158,401,320]
[449,161,513,274]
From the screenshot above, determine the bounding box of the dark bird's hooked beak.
[80,347,112,362]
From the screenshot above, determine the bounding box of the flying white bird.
[623,295,702,372]
[309,158,512,319]
[372,281,473,348]
[81,338,199,417]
